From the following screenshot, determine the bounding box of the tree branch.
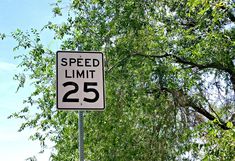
[133,52,222,70]
[161,87,231,130]
[106,55,130,73]
[133,52,171,59]
[134,52,235,92]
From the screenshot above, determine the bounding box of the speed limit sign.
[56,51,105,110]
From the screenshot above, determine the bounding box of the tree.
[3,0,235,160]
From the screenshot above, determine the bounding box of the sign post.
[56,51,105,161]
[79,111,84,161]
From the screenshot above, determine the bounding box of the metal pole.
[77,46,84,161]
[79,111,84,161]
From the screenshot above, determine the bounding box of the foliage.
[179,121,235,161]
[3,0,235,160]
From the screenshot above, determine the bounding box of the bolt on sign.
[56,51,105,110]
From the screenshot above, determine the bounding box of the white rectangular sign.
[56,51,105,110]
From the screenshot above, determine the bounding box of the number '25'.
[62,82,99,103]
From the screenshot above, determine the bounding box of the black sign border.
[56,51,105,111]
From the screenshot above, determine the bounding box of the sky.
[0,0,61,160]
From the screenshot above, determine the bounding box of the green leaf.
[226,121,233,128]
[0,33,6,40]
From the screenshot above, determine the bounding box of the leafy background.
[1,0,235,160]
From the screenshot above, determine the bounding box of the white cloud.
[0,127,52,161]
[0,61,16,71]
